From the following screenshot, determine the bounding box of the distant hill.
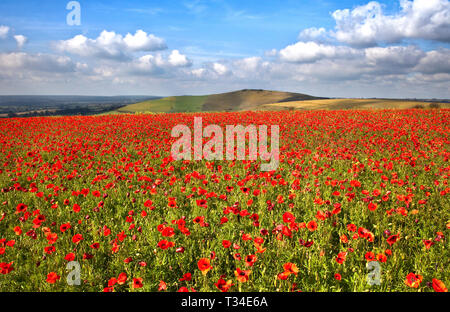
[0,95,160,118]
[117,89,322,113]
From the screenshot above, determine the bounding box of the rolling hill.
[116,89,322,113]
[114,90,448,114]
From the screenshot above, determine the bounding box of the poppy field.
[0,109,448,292]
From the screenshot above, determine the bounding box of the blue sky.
[0,0,449,98]
[0,0,408,55]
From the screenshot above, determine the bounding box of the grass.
[117,96,207,113]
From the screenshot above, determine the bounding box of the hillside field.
[116,89,321,113]
[115,90,447,114]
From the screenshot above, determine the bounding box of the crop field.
[0,110,448,292]
[263,99,449,111]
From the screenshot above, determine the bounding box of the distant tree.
[429,103,440,109]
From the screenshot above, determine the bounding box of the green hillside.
[117,95,208,113]
[116,89,320,113]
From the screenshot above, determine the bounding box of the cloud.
[279,41,359,63]
[123,30,167,52]
[14,35,27,49]
[0,26,9,39]
[191,68,206,78]
[365,46,426,69]
[168,50,192,67]
[330,0,450,47]
[56,30,167,60]
[298,27,327,41]
[414,49,450,74]
[0,52,77,73]
[213,63,229,75]
[130,54,167,75]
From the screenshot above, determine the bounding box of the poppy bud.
[176,247,185,253]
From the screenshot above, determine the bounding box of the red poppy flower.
[365,251,375,262]
[222,240,231,248]
[60,223,71,232]
[347,224,357,232]
[368,202,377,211]
[336,252,347,264]
[179,273,192,282]
[0,262,14,275]
[423,240,434,250]
[46,272,60,284]
[72,234,83,244]
[132,277,143,289]
[277,271,290,280]
[197,258,212,275]
[158,280,166,291]
[282,212,295,223]
[283,262,299,275]
[387,234,400,246]
[235,268,251,283]
[73,204,81,213]
[215,278,233,292]
[158,239,174,250]
[117,272,127,285]
[44,246,56,254]
[376,254,387,263]
[244,254,257,267]
[432,279,447,292]
[405,272,423,288]
[307,220,318,232]
[13,226,22,235]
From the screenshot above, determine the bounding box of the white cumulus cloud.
[365,46,426,68]
[168,50,192,67]
[14,35,27,49]
[213,63,229,75]
[331,0,450,47]
[123,30,167,52]
[56,30,167,60]
[298,27,327,41]
[279,41,359,63]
